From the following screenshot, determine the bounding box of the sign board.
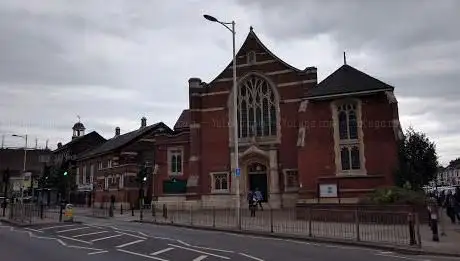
[319,184,338,198]
[235,168,241,177]
[77,184,93,191]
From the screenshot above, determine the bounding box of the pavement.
[2,215,458,261]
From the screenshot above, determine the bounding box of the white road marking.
[88,250,109,255]
[177,240,191,246]
[193,255,208,261]
[56,227,91,233]
[85,224,105,229]
[38,224,77,231]
[152,236,175,241]
[117,231,147,240]
[24,228,43,233]
[58,235,93,244]
[116,239,145,248]
[91,234,122,242]
[138,231,148,237]
[168,244,230,259]
[66,245,103,251]
[73,231,108,238]
[192,246,234,253]
[151,247,175,256]
[118,249,169,261]
[239,253,265,261]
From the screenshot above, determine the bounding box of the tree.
[395,127,439,190]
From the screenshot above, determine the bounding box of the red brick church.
[74,28,403,208]
[150,28,403,208]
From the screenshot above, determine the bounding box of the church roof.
[174,109,190,130]
[53,131,106,154]
[78,122,171,159]
[305,65,394,99]
[208,28,316,85]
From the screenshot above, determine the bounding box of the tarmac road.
[1,217,458,261]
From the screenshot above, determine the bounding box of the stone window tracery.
[333,100,365,174]
[237,75,277,138]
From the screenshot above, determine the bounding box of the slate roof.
[53,131,106,154]
[173,109,190,130]
[305,65,394,99]
[79,122,171,159]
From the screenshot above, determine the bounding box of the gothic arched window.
[338,103,358,140]
[335,102,362,172]
[237,75,277,138]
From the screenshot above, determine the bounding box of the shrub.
[358,186,426,206]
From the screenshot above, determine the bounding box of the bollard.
[59,204,64,222]
[408,213,416,245]
[152,203,156,217]
[120,203,123,215]
[40,203,44,219]
[162,204,167,219]
[131,203,134,216]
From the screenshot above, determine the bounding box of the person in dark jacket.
[247,190,256,217]
[444,191,456,223]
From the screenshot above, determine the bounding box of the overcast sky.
[0,0,458,165]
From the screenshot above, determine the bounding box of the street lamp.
[12,134,28,203]
[203,14,241,228]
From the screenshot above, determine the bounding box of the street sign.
[235,168,240,177]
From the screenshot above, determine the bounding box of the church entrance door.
[247,162,268,202]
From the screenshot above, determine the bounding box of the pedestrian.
[247,190,255,217]
[443,190,456,224]
[254,188,263,211]
[427,196,440,241]
[455,187,460,222]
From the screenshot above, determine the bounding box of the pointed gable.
[174,109,190,130]
[305,65,394,99]
[208,28,314,85]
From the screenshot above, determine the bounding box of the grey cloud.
[0,0,458,164]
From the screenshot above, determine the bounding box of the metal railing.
[144,203,421,248]
[2,203,60,224]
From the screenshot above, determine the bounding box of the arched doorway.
[247,162,268,202]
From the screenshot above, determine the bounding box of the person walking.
[254,188,264,211]
[455,187,460,223]
[247,190,256,217]
[444,190,456,224]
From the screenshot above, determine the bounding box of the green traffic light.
[143,176,147,181]
[63,171,68,176]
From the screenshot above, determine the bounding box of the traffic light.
[63,171,68,176]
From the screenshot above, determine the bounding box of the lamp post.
[203,14,241,227]
[12,134,28,203]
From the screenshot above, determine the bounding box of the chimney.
[188,77,202,88]
[141,117,147,128]
[115,127,120,136]
[57,142,62,149]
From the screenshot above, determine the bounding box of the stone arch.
[227,72,281,143]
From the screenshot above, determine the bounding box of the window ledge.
[168,173,183,176]
[336,171,367,177]
[211,190,230,194]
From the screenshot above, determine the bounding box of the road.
[0,216,458,261]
